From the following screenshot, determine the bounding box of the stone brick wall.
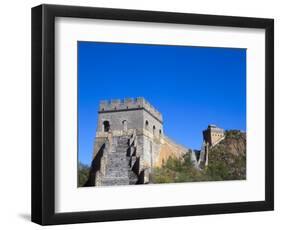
[203,124,225,146]
[97,110,144,132]
[155,136,189,167]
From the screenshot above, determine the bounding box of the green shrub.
[78,162,90,187]
[151,154,210,183]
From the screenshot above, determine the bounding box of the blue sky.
[78,41,246,165]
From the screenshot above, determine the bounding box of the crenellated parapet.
[99,97,163,122]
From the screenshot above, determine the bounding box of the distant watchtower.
[203,124,225,147]
[198,124,225,167]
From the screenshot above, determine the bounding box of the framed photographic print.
[31,4,274,225]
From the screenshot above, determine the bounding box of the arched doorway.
[122,120,127,131]
[103,120,110,132]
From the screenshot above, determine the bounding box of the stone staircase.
[100,136,138,186]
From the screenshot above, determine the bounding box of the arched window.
[103,120,110,132]
[145,120,149,129]
[122,120,127,131]
[159,129,162,136]
[153,125,156,135]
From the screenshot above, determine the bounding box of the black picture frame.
[31,4,274,225]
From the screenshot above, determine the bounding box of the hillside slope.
[151,130,246,183]
[206,130,246,180]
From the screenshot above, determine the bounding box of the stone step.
[106,165,129,170]
[106,158,128,162]
[98,135,138,186]
[105,165,129,172]
[108,151,127,155]
[116,146,128,150]
[107,157,128,161]
[107,160,128,164]
[116,143,128,147]
[106,162,128,167]
[117,144,128,147]
[118,141,128,145]
[118,138,128,142]
[106,170,129,177]
[101,177,130,186]
[106,155,128,160]
[107,151,127,155]
[106,164,129,169]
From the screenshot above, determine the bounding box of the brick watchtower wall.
[92,97,164,184]
[99,97,162,123]
[203,124,225,147]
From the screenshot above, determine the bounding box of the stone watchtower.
[199,125,225,167]
[90,97,164,185]
[203,124,225,147]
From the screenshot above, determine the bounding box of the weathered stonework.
[199,124,225,167]
[203,124,225,147]
[87,97,190,186]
